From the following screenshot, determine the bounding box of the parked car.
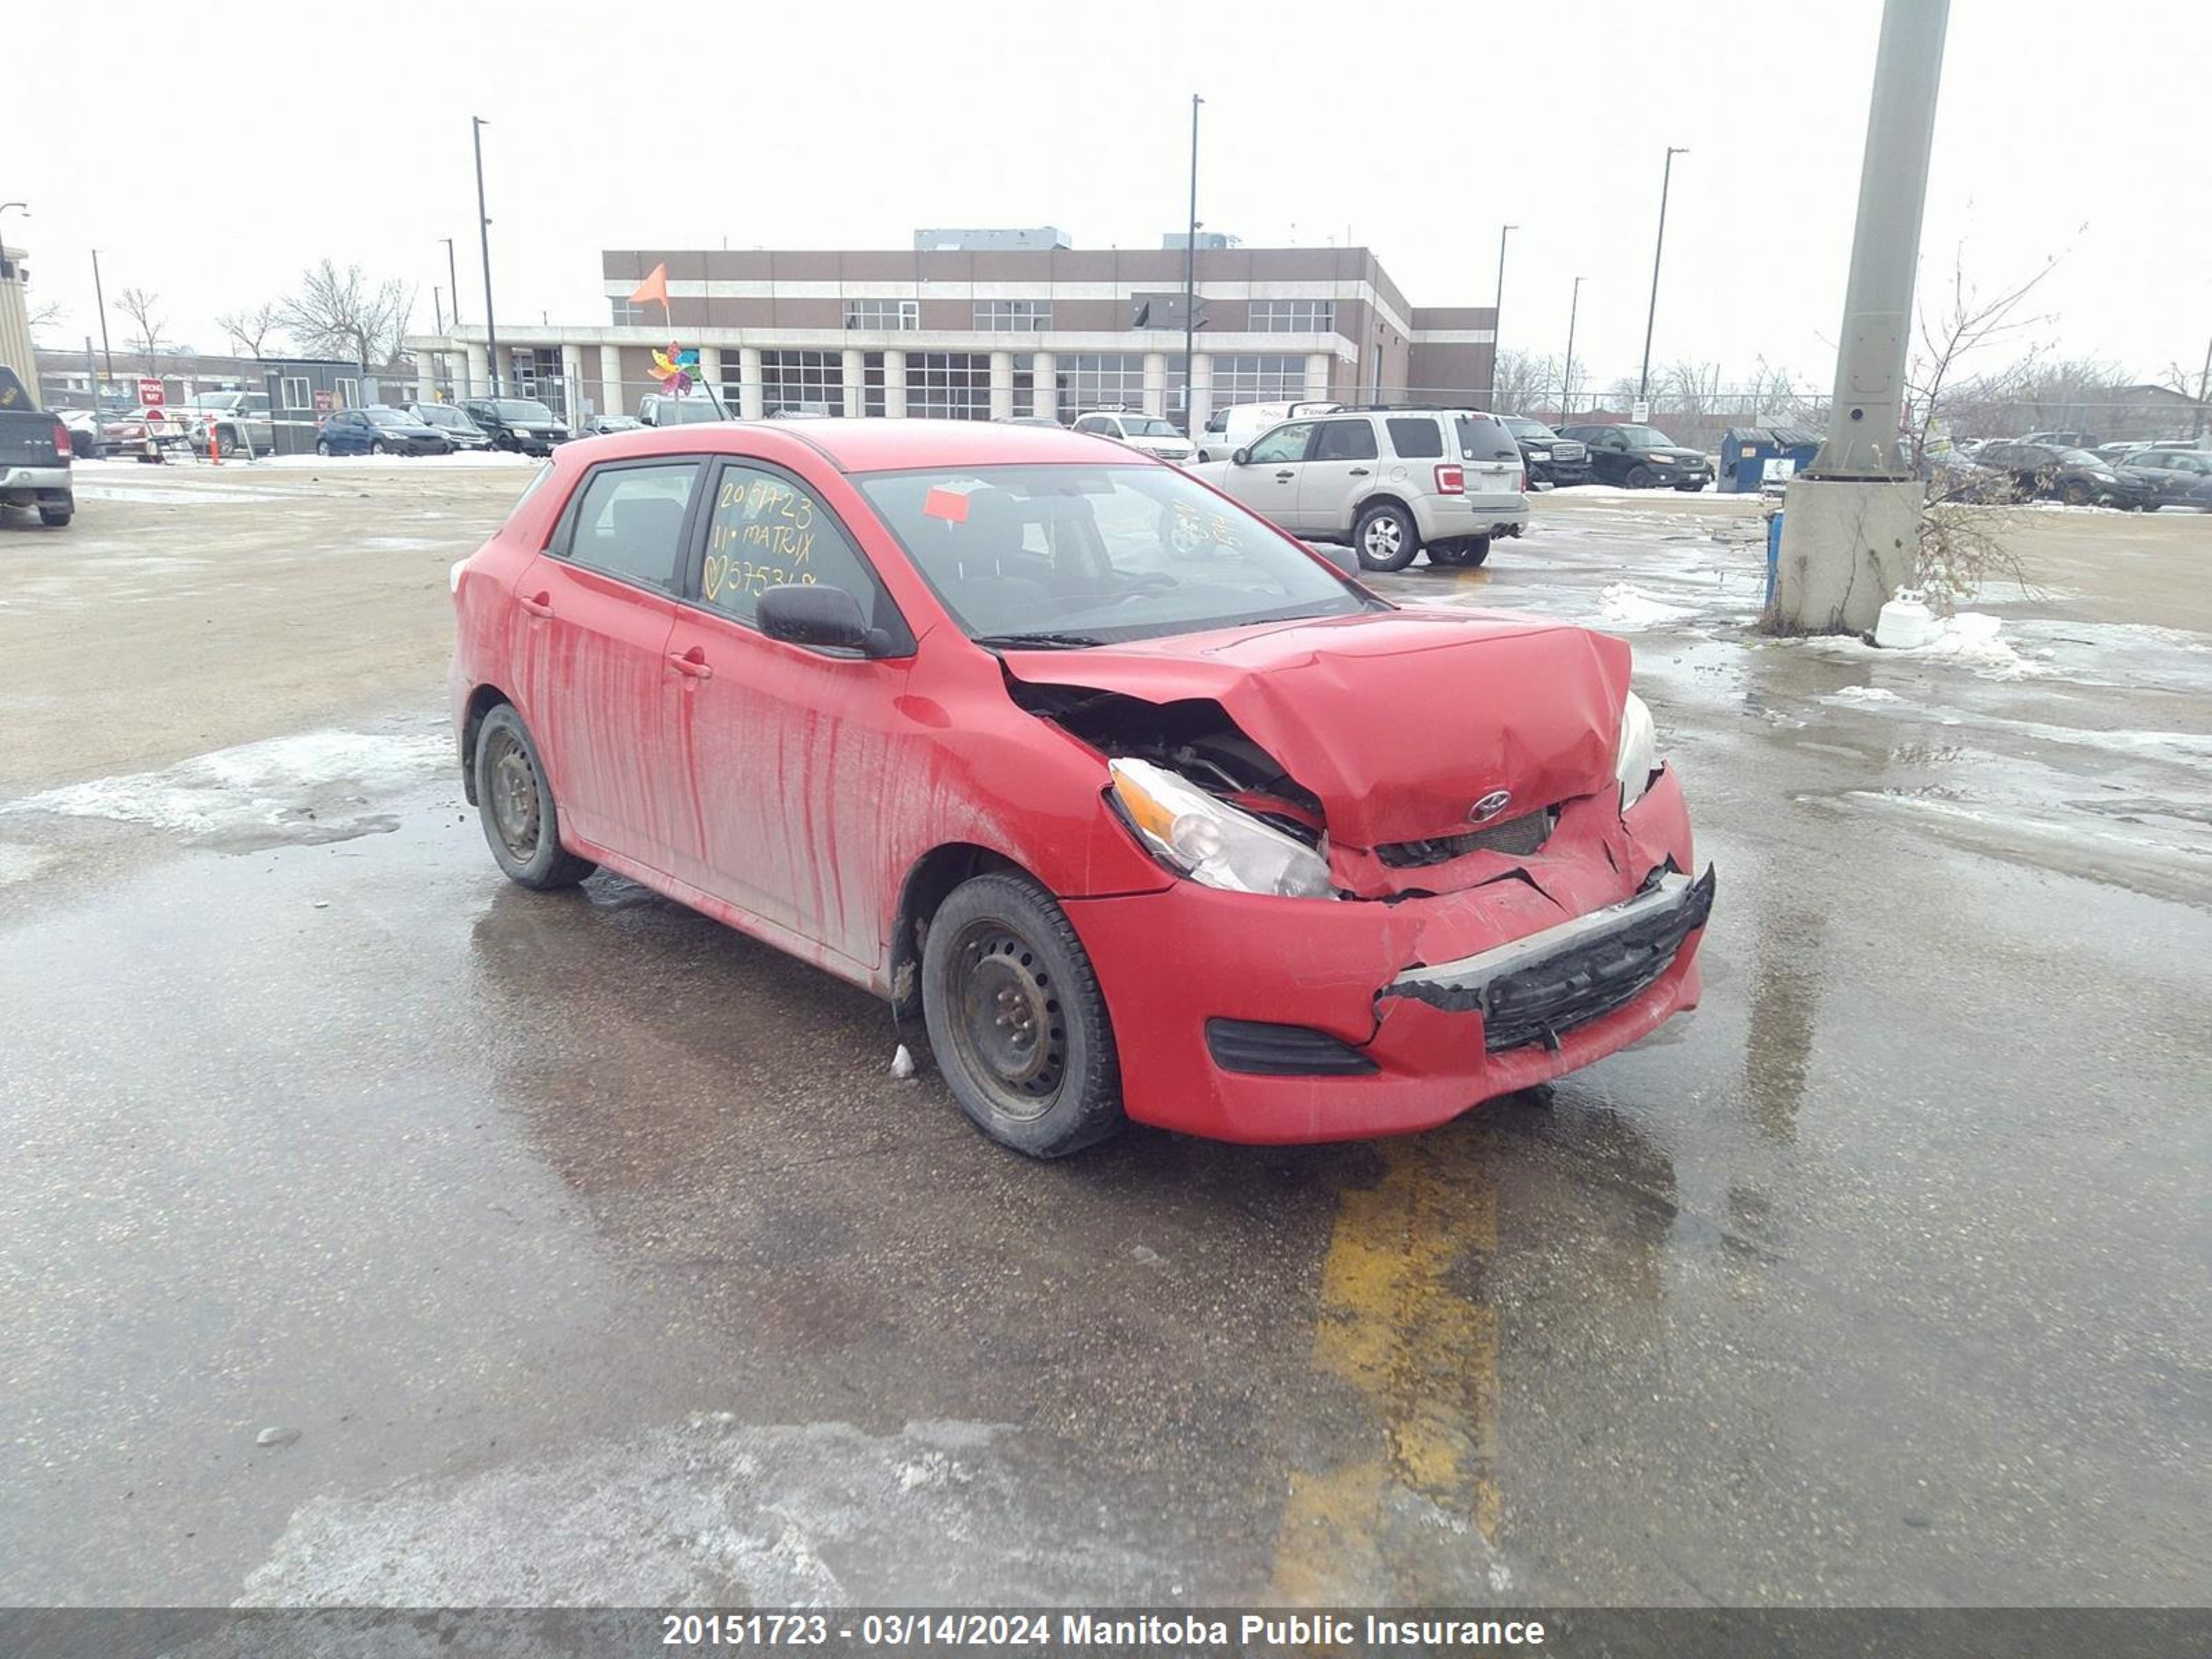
[449,418,1711,1156]
[99,403,184,460]
[2116,447,2212,510]
[48,407,106,460]
[0,366,73,527]
[1195,400,1343,463]
[1184,406,1528,571]
[1498,415,1591,487]
[182,389,276,456]
[1070,409,1195,464]
[315,407,454,458]
[1555,423,1715,490]
[2019,429,2101,451]
[411,402,495,450]
[462,396,572,454]
[635,394,724,429]
[995,415,1065,429]
[1976,441,2148,508]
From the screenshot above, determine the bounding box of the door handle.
[1274,470,1296,481]
[518,590,554,618]
[1347,467,1370,476]
[668,647,713,680]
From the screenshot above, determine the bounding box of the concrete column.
[599,344,624,418]
[1031,352,1056,421]
[464,342,489,400]
[416,357,438,404]
[738,346,764,420]
[841,348,865,418]
[1142,351,1168,418]
[696,345,724,408]
[988,351,1015,422]
[1304,353,1332,404]
[560,344,585,420]
[1188,353,1215,436]
[883,350,907,419]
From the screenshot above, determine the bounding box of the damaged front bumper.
[1062,767,1710,1144]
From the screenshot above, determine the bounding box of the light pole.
[471,118,500,396]
[1638,147,1689,406]
[1560,275,1584,420]
[88,247,114,387]
[1487,223,1517,411]
[441,237,460,328]
[1181,93,1203,433]
[2195,330,2210,439]
[433,286,445,335]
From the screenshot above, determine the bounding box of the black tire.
[2143,503,2161,513]
[472,703,596,890]
[1426,536,1490,568]
[1626,464,1656,489]
[921,870,1124,1158]
[39,506,71,527]
[315,439,332,458]
[1353,500,1420,572]
[371,440,388,456]
[2061,479,2092,507]
[1459,534,1492,567]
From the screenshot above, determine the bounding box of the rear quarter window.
[1385,418,1444,459]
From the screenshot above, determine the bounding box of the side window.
[1076,415,1107,435]
[561,461,698,591]
[698,462,892,632]
[1385,418,1444,459]
[1248,421,1315,465]
[1313,420,1379,462]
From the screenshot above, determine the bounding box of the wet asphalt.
[2,478,2208,1607]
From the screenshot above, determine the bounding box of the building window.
[610,299,645,326]
[907,353,992,420]
[337,377,362,410]
[1214,354,1308,404]
[1058,352,1147,414]
[760,350,843,417]
[1250,299,1335,334]
[844,298,919,331]
[973,298,1051,331]
[280,376,311,411]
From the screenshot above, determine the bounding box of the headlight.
[1109,757,1336,899]
[1529,448,1551,461]
[1614,691,1658,812]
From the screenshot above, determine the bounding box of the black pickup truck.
[0,365,73,527]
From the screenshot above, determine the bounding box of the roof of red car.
[572,416,1147,474]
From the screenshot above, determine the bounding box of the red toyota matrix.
[450,420,1712,1156]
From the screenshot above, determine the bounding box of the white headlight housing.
[1108,757,1336,899]
[1614,690,1658,813]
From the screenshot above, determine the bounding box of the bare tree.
[216,301,285,359]
[26,298,66,338]
[1904,247,2057,466]
[115,286,171,376]
[279,260,415,368]
[1488,348,1558,415]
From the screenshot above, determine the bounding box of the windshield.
[659,400,724,424]
[366,409,413,427]
[491,400,555,420]
[1500,417,1553,438]
[1123,418,1180,438]
[2057,449,2103,467]
[1615,425,1680,449]
[856,464,1374,646]
[416,405,473,429]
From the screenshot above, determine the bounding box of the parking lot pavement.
[3,471,2208,1605]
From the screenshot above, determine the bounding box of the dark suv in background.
[460,397,572,456]
[1557,423,1715,490]
[1499,415,1590,487]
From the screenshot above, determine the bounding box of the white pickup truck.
[183,390,277,457]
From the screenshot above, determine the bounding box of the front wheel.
[1626,465,1656,489]
[371,440,388,456]
[472,704,597,890]
[315,439,332,458]
[921,871,1124,1158]
[1353,501,1420,572]
[2061,480,2092,507]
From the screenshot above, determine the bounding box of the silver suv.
[1184,406,1528,570]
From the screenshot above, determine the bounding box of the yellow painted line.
[1268,1125,1501,1604]
[1455,568,1492,591]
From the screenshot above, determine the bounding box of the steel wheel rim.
[485,731,542,861]
[1364,516,1402,557]
[948,923,1067,1120]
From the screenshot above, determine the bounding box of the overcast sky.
[18,1,2209,395]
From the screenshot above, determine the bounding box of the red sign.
[138,378,165,407]
[313,391,335,414]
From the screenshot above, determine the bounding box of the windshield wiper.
[971,630,1106,650]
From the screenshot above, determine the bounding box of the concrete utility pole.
[442,238,460,328]
[1561,274,1584,420]
[471,118,500,397]
[1488,223,1517,411]
[1182,94,1202,434]
[1774,0,1951,634]
[88,248,114,386]
[1638,149,1687,405]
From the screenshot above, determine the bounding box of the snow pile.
[1597,582,1694,630]
[1828,685,1904,704]
[1868,594,2038,678]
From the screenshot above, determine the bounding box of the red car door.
[512,456,704,869]
[662,456,917,973]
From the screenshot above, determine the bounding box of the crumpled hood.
[1002,608,1632,848]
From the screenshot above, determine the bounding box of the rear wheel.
[39,505,71,527]
[371,440,388,456]
[921,871,1124,1158]
[1353,500,1420,572]
[315,439,332,458]
[472,704,596,890]
[1426,535,1491,568]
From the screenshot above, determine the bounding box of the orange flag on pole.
[628,262,671,319]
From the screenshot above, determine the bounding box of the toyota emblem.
[1470,789,1513,823]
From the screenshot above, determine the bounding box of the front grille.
[1376,809,1551,869]
[1206,1019,1378,1077]
[1553,441,1586,460]
[1479,868,1715,1052]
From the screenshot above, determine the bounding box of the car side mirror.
[1231,447,1251,466]
[757,583,889,656]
